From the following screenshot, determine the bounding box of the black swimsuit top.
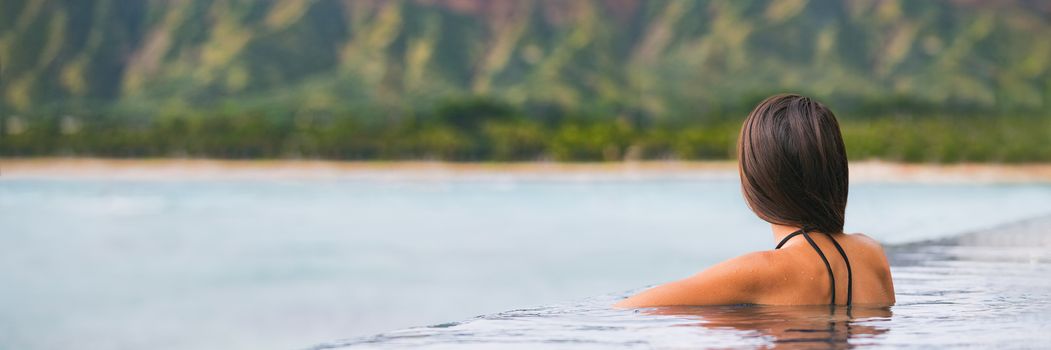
[776,228,854,306]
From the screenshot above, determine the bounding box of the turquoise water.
[2,177,1050,349]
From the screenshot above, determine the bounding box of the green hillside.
[1,0,1050,161]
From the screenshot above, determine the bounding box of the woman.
[616,94,895,308]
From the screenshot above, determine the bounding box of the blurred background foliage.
[0,0,1049,162]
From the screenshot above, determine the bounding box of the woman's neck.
[771,223,805,245]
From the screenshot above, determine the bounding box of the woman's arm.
[614,251,779,308]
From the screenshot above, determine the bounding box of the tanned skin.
[615,224,895,308]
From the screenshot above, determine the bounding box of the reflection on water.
[319,300,900,349]
[643,305,891,349]
[316,215,1051,349]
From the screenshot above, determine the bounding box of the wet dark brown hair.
[737,94,848,234]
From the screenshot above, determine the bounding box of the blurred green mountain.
[3,0,1050,117]
[1,0,1050,162]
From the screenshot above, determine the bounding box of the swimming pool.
[313,216,1051,349]
[2,174,1050,349]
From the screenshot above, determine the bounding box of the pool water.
[316,216,1051,349]
[2,176,1050,349]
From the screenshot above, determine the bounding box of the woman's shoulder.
[847,232,882,246]
[844,232,896,304]
[844,232,889,259]
[843,232,893,282]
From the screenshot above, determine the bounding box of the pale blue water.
[1,176,1050,349]
[318,217,1051,349]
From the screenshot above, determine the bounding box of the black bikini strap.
[775,228,838,305]
[824,233,854,306]
[775,229,805,249]
[799,230,837,306]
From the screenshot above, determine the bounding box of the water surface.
[1,177,1050,349]
[318,216,1051,349]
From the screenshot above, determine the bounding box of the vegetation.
[2,97,1049,162]
[1,1,1049,162]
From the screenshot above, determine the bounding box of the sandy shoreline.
[2,158,1051,183]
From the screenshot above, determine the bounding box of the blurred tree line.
[2,96,1048,162]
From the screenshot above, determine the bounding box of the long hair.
[737,94,849,234]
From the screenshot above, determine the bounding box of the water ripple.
[316,216,1051,349]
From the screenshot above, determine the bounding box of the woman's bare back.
[758,232,895,306]
[615,229,894,308]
